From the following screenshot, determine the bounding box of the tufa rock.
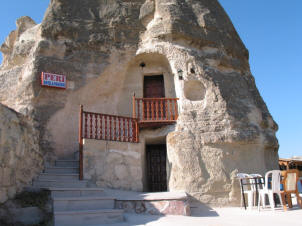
[0,0,279,205]
[0,104,43,203]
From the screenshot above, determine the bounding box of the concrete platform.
[92,206,302,226]
[54,209,124,226]
[104,189,190,216]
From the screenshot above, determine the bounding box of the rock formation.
[0,104,43,203]
[0,0,279,205]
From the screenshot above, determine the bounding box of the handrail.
[83,111,135,120]
[78,97,178,180]
[81,110,138,143]
[135,97,179,100]
[78,105,139,180]
[133,96,179,122]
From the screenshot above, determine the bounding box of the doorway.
[143,75,165,98]
[146,144,167,192]
[143,75,165,120]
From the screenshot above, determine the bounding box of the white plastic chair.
[258,170,283,211]
[250,173,264,206]
[237,173,254,209]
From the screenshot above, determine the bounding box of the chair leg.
[278,193,283,206]
[248,192,253,210]
[286,193,293,208]
[296,192,302,208]
[280,193,287,211]
[258,192,261,211]
[268,192,275,210]
[261,193,266,208]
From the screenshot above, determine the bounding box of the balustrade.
[81,111,138,143]
[133,97,179,122]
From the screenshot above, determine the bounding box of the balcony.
[78,97,179,179]
[133,96,179,128]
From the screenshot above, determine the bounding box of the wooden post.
[109,116,112,140]
[79,105,84,180]
[118,117,121,141]
[89,113,93,139]
[142,100,145,120]
[95,114,98,139]
[123,118,126,142]
[127,118,130,142]
[174,99,178,120]
[137,99,140,121]
[169,99,173,120]
[135,119,139,143]
[114,116,117,141]
[100,115,103,140]
[132,93,136,119]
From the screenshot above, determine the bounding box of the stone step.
[49,187,105,198]
[33,179,88,188]
[44,167,79,174]
[53,196,115,211]
[38,173,79,181]
[55,160,79,167]
[74,151,79,160]
[54,209,124,226]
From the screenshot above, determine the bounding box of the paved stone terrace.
[97,206,302,226]
[94,190,302,226]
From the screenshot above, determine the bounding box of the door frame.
[145,143,167,192]
[143,74,165,98]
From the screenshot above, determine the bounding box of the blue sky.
[218,0,302,158]
[0,1,301,158]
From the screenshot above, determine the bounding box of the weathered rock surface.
[0,0,279,205]
[0,104,43,203]
[84,139,144,191]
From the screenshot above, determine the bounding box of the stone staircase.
[33,155,124,226]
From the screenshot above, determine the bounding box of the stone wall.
[0,104,43,203]
[83,139,144,191]
[83,125,175,192]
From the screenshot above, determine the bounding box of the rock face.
[84,139,144,191]
[0,104,43,203]
[0,0,279,205]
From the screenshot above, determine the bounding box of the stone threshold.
[115,191,188,201]
[107,190,190,216]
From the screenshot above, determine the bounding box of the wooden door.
[144,75,165,98]
[146,144,167,192]
[143,75,165,120]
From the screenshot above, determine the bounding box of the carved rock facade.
[0,0,279,205]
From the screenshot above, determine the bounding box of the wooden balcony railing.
[80,109,138,143]
[133,96,179,123]
[79,97,178,179]
[78,105,139,179]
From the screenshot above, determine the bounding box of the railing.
[78,97,178,179]
[133,96,179,123]
[78,105,139,179]
[81,110,138,143]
